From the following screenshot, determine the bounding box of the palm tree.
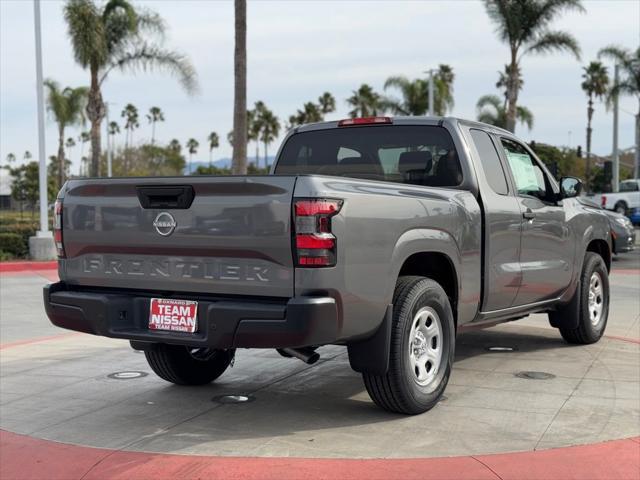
[476,94,533,131]
[121,104,139,173]
[599,45,640,179]
[288,102,323,128]
[24,151,32,161]
[259,108,280,168]
[79,131,90,163]
[187,138,199,174]
[65,137,76,171]
[169,138,181,153]
[44,79,87,188]
[248,103,264,163]
[231,0,247,175]
[346,84,382,118]
[483,0,584,132]
[318,92,336,115]
[433,64,455,116]
[64,0,198,177]
[207,132,219,169]
[5,153,16,165]
[382,76,428,115]
[581,61,609,191]
[146,106,164,145]
[108,121,120,162]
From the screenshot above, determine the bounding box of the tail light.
[601,195,607,207]
[293,199,343,267]
[53,199,65,258]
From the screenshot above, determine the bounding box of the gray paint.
[56,116,610,345]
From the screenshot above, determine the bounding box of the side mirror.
[560,176,582,199]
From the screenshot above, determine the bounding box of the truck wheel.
[550,252,609,345]
[614,201,628,215]
[363,276,455,415]
[145,344,235,385]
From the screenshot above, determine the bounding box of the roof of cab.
[292,116,512,137]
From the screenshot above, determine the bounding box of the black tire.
[550,252,609,345]
[614,201,628,215]
[363,276,455,415]
[145,344,235,385]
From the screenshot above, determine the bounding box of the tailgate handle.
[136,186,195,209]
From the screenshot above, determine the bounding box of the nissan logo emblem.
[153,212,177,236]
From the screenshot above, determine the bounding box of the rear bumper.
[43,282,340,349]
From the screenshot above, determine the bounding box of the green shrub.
[0,233,27,258]
[0,250,15,261]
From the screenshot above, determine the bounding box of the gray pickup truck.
[44,116,612,414]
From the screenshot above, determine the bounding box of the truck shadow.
[130,324,584,452]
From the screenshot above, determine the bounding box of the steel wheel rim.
[588,272,604,326]
[408,307,443,387]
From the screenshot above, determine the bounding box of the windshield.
[274,125,462,187]
[619,181,639,192]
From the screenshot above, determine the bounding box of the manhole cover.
[212,394,255,404]
[515,371,556,380]
[486,346,517,352]
[107,371,148,380]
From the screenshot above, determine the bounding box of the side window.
[470,129,508,195]
[500,138,551,201]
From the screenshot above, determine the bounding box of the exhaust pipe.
[277,347,320,365]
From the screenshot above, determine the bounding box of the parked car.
[593,179,640,215]
[580,197,635,254]
[44,117,612,415]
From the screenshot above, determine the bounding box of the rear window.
[274,125,462,187]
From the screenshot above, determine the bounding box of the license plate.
[148,298,198,333]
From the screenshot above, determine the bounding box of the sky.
[1,0,639,175]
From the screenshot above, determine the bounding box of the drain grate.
[486,346,517,352]
[107,371,148,380]
[515,371,556,380]
[212,394,255,404]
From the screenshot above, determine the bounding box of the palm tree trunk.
[87,68,105,177]
[231,0,247,175]
[585,97,594,192]
[209,149,212,170]
[264,141,268,169]
[505,51,518,133]
[151,121,156,145]
[57,126,65,190]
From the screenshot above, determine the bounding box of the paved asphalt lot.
[0,251,638,464]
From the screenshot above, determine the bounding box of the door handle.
[523,209,536,220]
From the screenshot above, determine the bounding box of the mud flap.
[347,305,392,375]
[549,282,581,330]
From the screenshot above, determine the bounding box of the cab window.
[500,138,553,202]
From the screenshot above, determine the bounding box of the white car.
[594,179,640,215]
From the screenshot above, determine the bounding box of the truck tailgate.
[60,176,296,298]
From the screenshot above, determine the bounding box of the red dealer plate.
[148,298,198,333]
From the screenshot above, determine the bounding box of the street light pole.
[33,0,48,235]
[29,0,56,260]
[423,69,437,116]
[106,103,112,177]
[612,64,620,192]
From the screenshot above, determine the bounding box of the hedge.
[0,233,27,258]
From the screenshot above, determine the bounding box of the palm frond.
[476,94,502,111]
[64,0,108,68]
[101,42,199,94]
[522,30,581,60]
[516,105,534,130]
